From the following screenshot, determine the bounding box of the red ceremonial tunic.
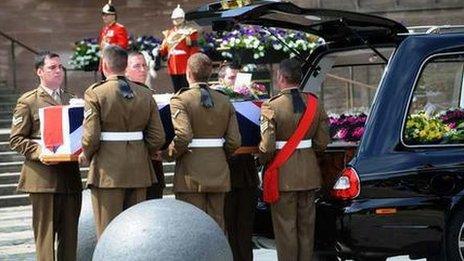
[99,22,129,50]
[159,28,199,76]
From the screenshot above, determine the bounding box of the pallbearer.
[79,45,165,238]
[10,51,82,261]
[218,63,259,261]
[259,58,330,261]
[125,51,165,199]
[165,53,241,230]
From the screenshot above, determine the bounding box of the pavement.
[0,205,423,261]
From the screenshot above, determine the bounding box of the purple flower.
[439,109,464,129]
[352,127,365,139]
[337,128,348,140]
[234,85,251,97]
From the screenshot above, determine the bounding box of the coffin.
[155,94,263,153]
[37,95,264,162]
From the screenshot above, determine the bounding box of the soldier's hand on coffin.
[78,152,89,166]
[39,154,58,165]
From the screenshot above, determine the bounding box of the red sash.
[263,94,318,204]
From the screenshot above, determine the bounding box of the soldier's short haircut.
[127,50,143,59]
[187,53,212,82]
[34,51,60,70]
[102,45,128,73]
[278,58,302,85]
[217,62,241,80]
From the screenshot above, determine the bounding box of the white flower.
[273,44,282,50]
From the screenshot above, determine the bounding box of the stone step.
[0,93,19,103]
[0,102,15,111]
[0,151,24,163]
[0,129,10,142]
[0,194,30,208]
[0,161,175,177]
[0,162,23,173]
[0,183,174,208]
[0,172,20,184]
[0,184,20,196]
[0,170,93,186]
[0,88,17,95]
[0,170,174,185]
[0,167,175,208]
[0,245,35,260]
[0,119,11,128]
[0,111,13,118]
[0,141,10,151]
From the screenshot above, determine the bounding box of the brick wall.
[0,0,463,96]
[0,0,206,96]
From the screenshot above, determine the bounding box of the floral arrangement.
[69,38,100,71]
[438,109,464,129]
[200,25,320,61]
[404,112,450,144]
[214,82,268,100]
[69,35,162,71]
[404,109,464,145]
[220,0,253,9]
[329,113,367,142]
[328,108,464,144]
[129,35,162,54]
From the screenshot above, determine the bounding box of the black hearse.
[187,2,464,260]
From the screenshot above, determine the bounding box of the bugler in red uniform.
[159,28,199,76]
[159,5,199,92]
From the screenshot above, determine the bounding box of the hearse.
[187,2,464,260]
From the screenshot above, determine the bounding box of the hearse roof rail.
[402,25,464,35]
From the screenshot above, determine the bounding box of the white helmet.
[171,5,185,19]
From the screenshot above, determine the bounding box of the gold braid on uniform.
[199,83,214,108]
[290,88,305,113]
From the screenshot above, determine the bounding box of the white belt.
[188,138,224,148]
[100,131,143,141]
[276,139,312,149]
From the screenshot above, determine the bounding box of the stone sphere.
[92,199,233,261]
[77,189,97,261]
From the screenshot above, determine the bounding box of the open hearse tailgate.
[186,1,408,45]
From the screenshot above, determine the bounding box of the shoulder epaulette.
[18,89,37,101]
[269,93,283,102]
[128,80,150,89]
[90,80,105,89]
[174,87,191,96]
[212,88,227,96]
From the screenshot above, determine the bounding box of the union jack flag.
[38,105,84,156]
[155,94,263,147]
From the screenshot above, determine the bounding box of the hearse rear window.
[307,48,394,144]
[403,53,464,146]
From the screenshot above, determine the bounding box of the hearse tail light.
[331,167,360,200]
